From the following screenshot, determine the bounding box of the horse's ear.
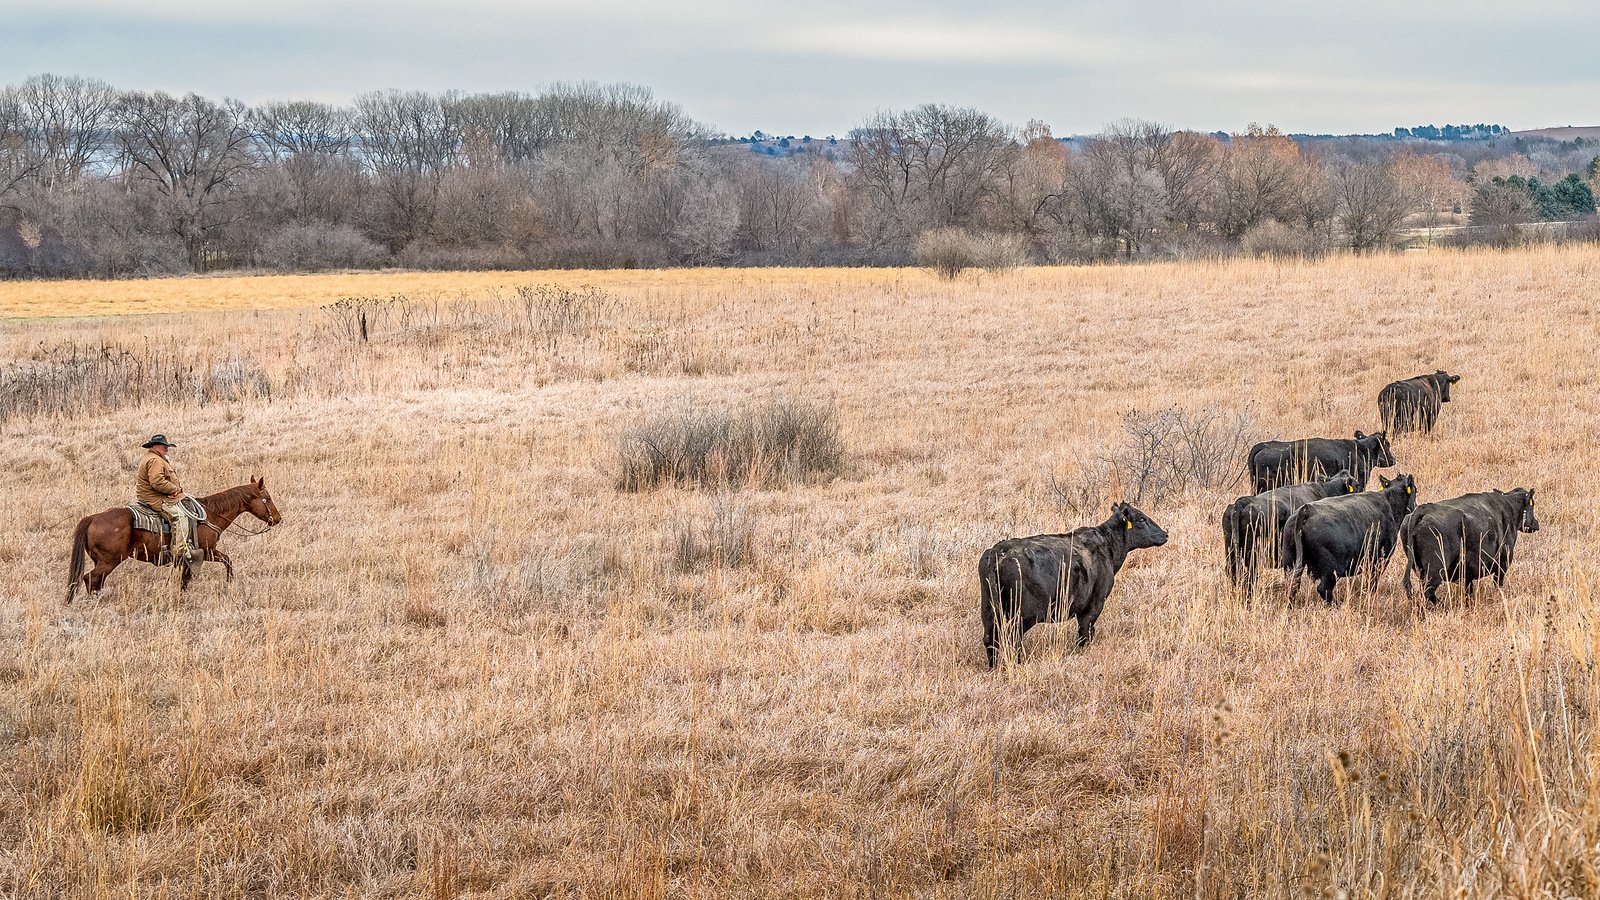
[252,475,262,486]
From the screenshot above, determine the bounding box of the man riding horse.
[65,439,283,602]
[136,434,194,563]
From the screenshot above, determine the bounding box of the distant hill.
[1515,126,1600,141]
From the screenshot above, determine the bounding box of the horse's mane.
[199,483,259,509]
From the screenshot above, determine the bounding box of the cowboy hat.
[141,434,177,448]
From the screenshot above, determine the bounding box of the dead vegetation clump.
[617,398,845,490]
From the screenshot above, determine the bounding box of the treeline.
[1,73,1597,278]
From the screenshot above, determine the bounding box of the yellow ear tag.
[1347,486,1355,493]
[1405,486,1412,494]
[1125,520,1133,529]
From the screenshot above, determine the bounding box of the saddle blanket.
[128,496,208,535]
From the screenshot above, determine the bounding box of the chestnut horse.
[66,476,282,603]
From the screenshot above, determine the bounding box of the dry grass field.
[4,246,1600,898]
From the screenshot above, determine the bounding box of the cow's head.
[1111,502,1169,549]
[1356,430,1396,468]
[1435,370,1461,403]
[1322,469,1360,495]
[1377,473,1419,515]
[1512,488,1540,533]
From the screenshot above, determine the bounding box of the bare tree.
[1331,159,1412,249]
[1390,152,1462,244]
[1086,119,1168,256]
[995,121,1069,253]
[12,74,116,187]
[354,90,460,251]
[115,91,256,270]
[0,87,42,206]
[1211,124,1307,239]
[1153,130,1222,232]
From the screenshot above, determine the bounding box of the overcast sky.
[6,0,1598,137]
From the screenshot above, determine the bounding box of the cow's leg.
[1316,572,1338,606]
[1016,615,1039,661]
[1423,571,1444,606]
[1074,594,1106,647]
[180,562,194,591]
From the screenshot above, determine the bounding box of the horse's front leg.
[208,549,234,581]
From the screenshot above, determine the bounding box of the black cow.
[1222,470,1360,594]
[1247,431,1395,493]
[979,502,1168,668]
[1379,370,1461,434]
[1401,488,1539,605]
[1282,473,1418,605]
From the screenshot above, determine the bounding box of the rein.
[196,487,277,538]
[204,517,273,537]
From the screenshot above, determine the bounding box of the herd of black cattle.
[979,370,1541,669]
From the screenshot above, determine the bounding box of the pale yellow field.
[0,267,921,319]
[4,247,1600,898]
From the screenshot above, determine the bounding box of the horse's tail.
[66,516,91,604]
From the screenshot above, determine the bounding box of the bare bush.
[618,398,845,491]
[514,284,619,335]
[260,222,387,272]
[1050,407,1253,511]
[669,493,756,572]
[0,342,267,422]
[913,228,1031,278]
[1239,220,1324,258]
[321,296,403,343]
[202,354,272,402]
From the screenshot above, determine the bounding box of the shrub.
[260,222,387,272]
[618,398,845,491]
[913,228,1031,278]
[514,285,619,335]
[1239,220,1323,258]
[1049,407,1254,512]
[669,493,756,572]
[203,354,273,402]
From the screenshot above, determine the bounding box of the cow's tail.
[66,516,91,604]
[1399,511,1418,600]
[979,549,1000,670]
[1281,508,1308,575]
[1222,497,1248,586]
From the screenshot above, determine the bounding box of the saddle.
[128,497,208,566]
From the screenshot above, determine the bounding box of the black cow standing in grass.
[1282,473,1418,605]
[1379,370,1461,434]
[979,503,1168,668]
[1222,470,1361,595]
[1401,488,1539,606]
[1247,431,1395,493]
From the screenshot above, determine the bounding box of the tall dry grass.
[3,246,1600,897]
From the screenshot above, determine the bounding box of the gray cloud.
[4,1,1597,136]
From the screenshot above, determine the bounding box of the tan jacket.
[136,451,183,507]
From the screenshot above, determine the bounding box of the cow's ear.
[1355,430,1367,439]
[1448,374,1461,383]
[1378,475,1392,488]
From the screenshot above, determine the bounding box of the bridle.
[201,495,279,537]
